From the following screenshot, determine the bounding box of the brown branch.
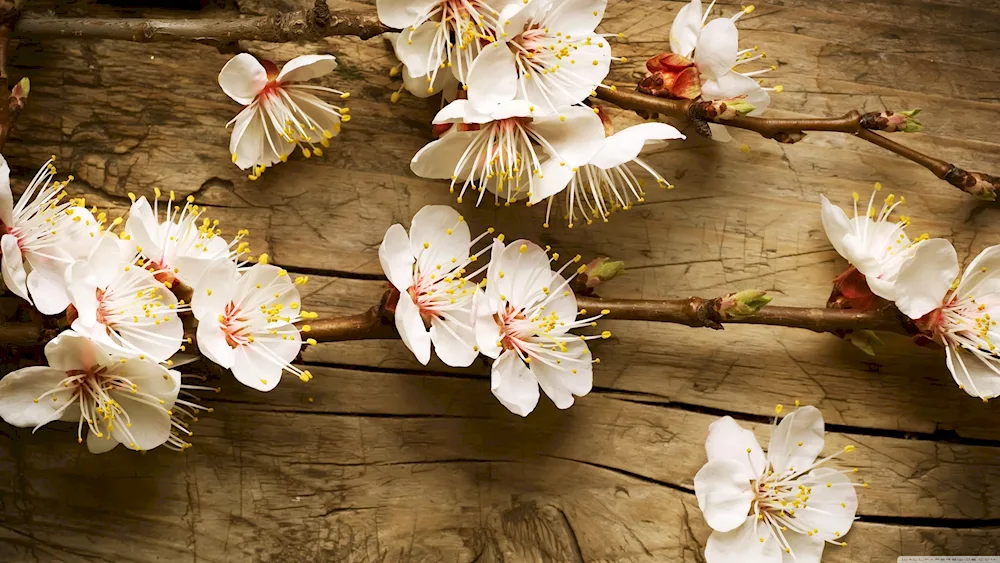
[0,0,24,151]
[594,87,1000,200]
[13,4,390,43]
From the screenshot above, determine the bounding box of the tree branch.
[13,5,390,43]
[0,0,24,151]
[594,87,1000,200]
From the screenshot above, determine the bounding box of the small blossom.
[820,185,947,308]
[378,205,489,367]
[0,330,206,454]
[475,239,605,416]
[219,54,348,178]
[124,192,250,288]
[892,242,1000,400]
[530,121,683,227]
[694,406,860,563]
[192,259,311,391]
[66,235,187,363]
[0,156,99,314]
[466,0,614,114]
[411,99,606,206]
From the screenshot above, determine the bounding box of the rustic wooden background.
[2,0,1000,561]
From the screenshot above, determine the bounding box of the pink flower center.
[496,305,527,352]
[221,301,250,348]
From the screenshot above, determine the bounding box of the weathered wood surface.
[2,0,1000,560]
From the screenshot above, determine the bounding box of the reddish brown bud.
[639,53,701,100]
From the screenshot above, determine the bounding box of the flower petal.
[890,238,958,320]
[276,54,337,83]
[491,350,540,417]
[393,23,440,78]
[531,106,606,167]
[87,429,120,454]
[395,291,432,365]
[110,392,172,451]
[669,0,703,58]
[700,71,769,115]
[0,366,74,428]
[1,233,29,303]
[589,122,685,169]
[957,244,1000,299]
[430,291,480,368]
[519,39,610,110]
[379,223,415,292]
[26,267,70,315]
[497,239,552,307]
[467,41,519,113]
[0,154,12,226]
[945,344,1000,400]
[528,157,576,205]
[45,329,112,373]
[197,321,237,370]
[219,53,268,105]
[530,339,592,409]
[819,195,853,261]
[192,260,239,322]
[780,532,825,563]
[377,0,442,29]
[766,405,825,475]
[411,131,479,180]
[231,326,300,392]
[409,205,471,274]
[789,467,859,543]
[546,0,606,35]
[121,357,179,402]
[694,458,755,532]
[694,18,738,80]
[704,517,783,563]
[474,289,504,359]
[705,415,766,479]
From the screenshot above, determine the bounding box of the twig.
[13,4,390,43]
[0,294,914,349]
[0,0,24,151]
[594,87,1000,200]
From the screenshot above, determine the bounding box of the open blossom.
[475,239,607,416]
[694,406,860,563]
[192,258,314,392]
[0,330,204,453]
[379,205,490,367]
[219,53,349,178]
[379,0,507,97]
[531,121,684,227]
[124,191,250,288]
[890,242,1000,400]
[411,99,605,205]
[820,185,949,310]
[66,235,186,363]
[0,156,99,314]
[466,0,613,115]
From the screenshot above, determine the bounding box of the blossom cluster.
[0,156,314,453]
[822,185,1000,401]
[379,204,609,416]
[381,0,699,227]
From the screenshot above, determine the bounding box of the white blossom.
[192,258,314,392]
[531,121,683,227]
[385,32,460,100]
[466,0,614,115]
[378,205,490,366]
[890,242,1000,400]
[66,235,187,363]
[0,330,207,453]
[124,191,250,288]
[694,406,860,563]
[0,156,99,314]
[219,54,349,178]
[411,99,606,206]
[474,239,606,416]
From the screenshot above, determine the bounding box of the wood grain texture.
[2,0,1000,560]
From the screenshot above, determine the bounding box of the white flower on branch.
[532,121,683,227]
[694,406,860,563]
[820,184,949,309]
[474,239,606,416]
[378,0,508,97]
[124,191,250,288]
[219,53,349,178]
[466,0,614,115]
[0,156,99,315]
[411,99,605,206]
[665,0,775,110]
[889,241,1000,400]
[66,235,187,363]
[378,205,490,367]
[192,258,314,392]
[0,330,207,454]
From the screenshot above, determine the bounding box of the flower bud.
[638,53,701,100]
[571,257,625,296]
[845,330,882,356]
[861,109,923,133]
[701,98,757,120]
[719,289,772,318]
